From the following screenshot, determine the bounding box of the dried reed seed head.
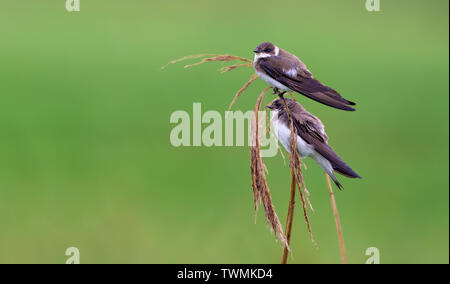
[162,54,252,70]
[250,87,289,250]
[221,63,252,73]
[161,54,220,69]
[184,55,252,68]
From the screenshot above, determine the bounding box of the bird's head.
[266,98,302,112]
[253,42,279,60]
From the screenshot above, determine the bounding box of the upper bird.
[267,98,361,189]
[253,42,356,111]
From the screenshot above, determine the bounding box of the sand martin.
[267,98,361,189]
[253,42,356,111]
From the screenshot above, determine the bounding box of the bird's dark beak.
[253,49,259,53]
[266,105,273,110]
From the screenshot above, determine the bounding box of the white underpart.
[255,70,292,91]
[271,111,334,176]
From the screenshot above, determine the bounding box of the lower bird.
[267,98,361,189]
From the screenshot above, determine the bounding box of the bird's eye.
[264,48,271,53]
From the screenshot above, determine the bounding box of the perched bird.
[267,98,361,189]
[253,42,356,111]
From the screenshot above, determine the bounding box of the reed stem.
[325,174,346,264]
[281,173,296,264]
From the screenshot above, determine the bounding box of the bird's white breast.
[255,70,291,91]
[271,111,334,176]
[271,111,315,158]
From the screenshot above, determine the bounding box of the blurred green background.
[0,0,448,264]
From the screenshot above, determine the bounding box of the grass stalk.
[325,174,347,264]
[281,173,296,264]
[228,73,259,110]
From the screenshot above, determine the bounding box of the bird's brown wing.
[259,56,356,111]
[291,114,361,179]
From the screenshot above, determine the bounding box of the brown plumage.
[253,42,356,111]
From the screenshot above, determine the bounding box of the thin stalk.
[228,73,259,110]
[325,174,347,264]
[281,173,296,264]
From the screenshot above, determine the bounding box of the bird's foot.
[272,87,279,95]
[278,91,286,98]
[272,88,286,98]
